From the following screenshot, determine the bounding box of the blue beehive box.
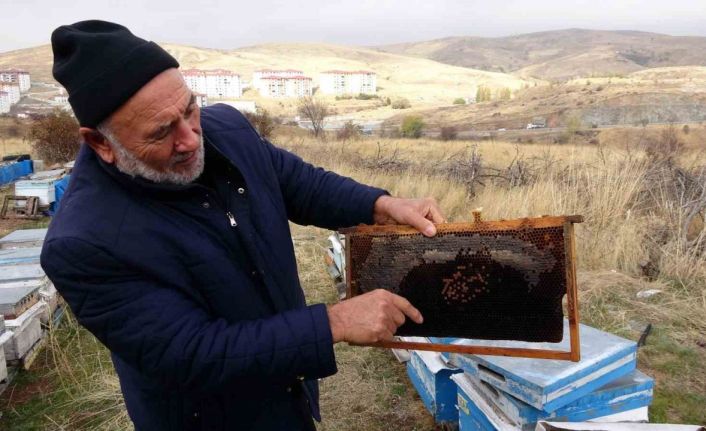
[441,323,637,412]
[0,247,42,266]
[405,338,463,426]
[472,369,652,430]
[451,373,649,431]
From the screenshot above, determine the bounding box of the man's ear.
[79,127,115,164]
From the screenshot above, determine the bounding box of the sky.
[1,0,705,53]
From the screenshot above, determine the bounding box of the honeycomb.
[347,221,572,342]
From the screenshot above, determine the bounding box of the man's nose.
[174,118,201,152]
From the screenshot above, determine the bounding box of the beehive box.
[0,279,57,324]
[471,369,652,430]
[4,301,46,361]
[0,228,48,249]
[0,263,45,281]
[405,337,463,425]
[0,284,40,319]
[452,374,649,431]
[444,323,637,412]
[0,247,42,266]
[0,331,12,383]
[343,216,581,343]
[15,179,57,206]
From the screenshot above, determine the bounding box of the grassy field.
[1,132,705,428]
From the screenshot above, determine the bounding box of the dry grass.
[3,133,705,428]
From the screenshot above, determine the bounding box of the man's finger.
[426,203,446,224]
[390,307,406,327]
[391,294,424,324]
[405,210,436,237]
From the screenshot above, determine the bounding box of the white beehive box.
[15,179,57,206]
[0,331,13,383]
[0,264,45,282]
[4,301,46,361]
[0,279,57,324]
[0,247,42,266]
[0,228,48,249]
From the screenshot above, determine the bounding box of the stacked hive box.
[0,228,60,387]
[405,324,654,430]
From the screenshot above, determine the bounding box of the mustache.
[170,134,204,165]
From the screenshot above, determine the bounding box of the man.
[42,20,445,430]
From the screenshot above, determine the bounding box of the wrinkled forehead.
[107,68,190,133]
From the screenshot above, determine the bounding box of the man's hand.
[373,195,446,237]
[327,289,423,344]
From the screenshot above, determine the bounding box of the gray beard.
[106,134,205,185]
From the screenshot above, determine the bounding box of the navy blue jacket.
[40,104,387,430]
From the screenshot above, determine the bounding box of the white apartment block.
[0,69,31,93]
[182,69,242,99]
[258,76,313,98]
[0,82,20,104]
[194,93,208,108]
[253,69,305,96]
[0,91,10,114]
[319,70,377,96]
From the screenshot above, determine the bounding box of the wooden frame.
[0,195,40,220]
[340,214,582,362]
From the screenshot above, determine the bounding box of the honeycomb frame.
[340,214,582,361]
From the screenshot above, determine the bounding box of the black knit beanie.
[51,20,179,128]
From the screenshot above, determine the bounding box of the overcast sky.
[1,0,705,53]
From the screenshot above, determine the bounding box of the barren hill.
[387,66,706,130]
[377,29,706,80]
[0,42,531,114]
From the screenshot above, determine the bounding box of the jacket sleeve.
[41,236,337,394]
[262,138,388,229]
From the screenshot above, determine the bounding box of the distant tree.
[566,115,583,135]
[29,109,80,163]
[440,126,458,141]
[475,86,492,102]
[400,116,424,139]
[391,98,411,109]
[682,124,690,135]
[453,98,466,105]
[243,108,278,139]
[496,87,512,101]
[297,96,330,138]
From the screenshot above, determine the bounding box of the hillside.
[377,29,706,80]
[387,66,706,130]
[0,42,532,118]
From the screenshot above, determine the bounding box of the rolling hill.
[377,29,706,80]
[0,42,532,114]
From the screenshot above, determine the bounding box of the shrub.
[453,98,466,105]
[391,98,411,109]
[400,116,424,139]
[440,126,458,141]
[28,110,80,164]
[355,93,377,100]
[683,124,690,135]
[336,121,363,141]
[243,108,278,139]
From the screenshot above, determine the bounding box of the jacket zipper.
[226,211,237,227]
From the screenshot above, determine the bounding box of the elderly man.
[42,20,444,431]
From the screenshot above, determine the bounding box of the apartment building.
[0,82,20,104]
[252,70,313,98]
[0,91,10,114]
[182,69,242,99]
[0,69,31,93]
[319,70,376,96]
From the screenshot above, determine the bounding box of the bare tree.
[297,96,330,138]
